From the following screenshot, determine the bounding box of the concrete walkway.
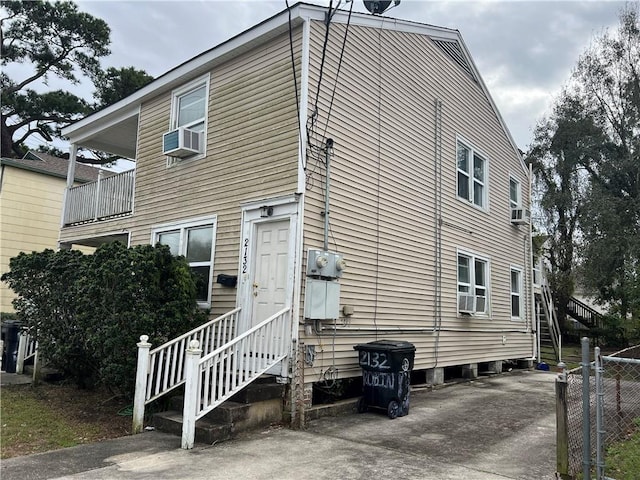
[1,370,558,480]
[0,372,33,387]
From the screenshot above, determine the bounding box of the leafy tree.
[0,249,94,385]
[526,94,603,326]
[573,5,640,328]
[529,5,640,338]
[93,66,153,110]
[0,0,110,157]
[78,242,206,395]
[1,1,153,160]
[1,244,207,396]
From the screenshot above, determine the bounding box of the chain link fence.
[556,341,640,479]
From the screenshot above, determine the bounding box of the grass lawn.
[605,418,640,480]
[1,382,131,459]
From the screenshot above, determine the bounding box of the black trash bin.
[353,340,415,419]
[1,320,22,373]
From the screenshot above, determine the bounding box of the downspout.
[293,15,310,330]
[291,14,310,428]
[529,161,537,361]
[323,138,333,251]
[432,99,443,367]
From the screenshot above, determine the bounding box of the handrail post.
[581,337,591,480]
[94,169,103,220]
[182,340,202,449]
[132,335,151,434]
[556,363,570,479]
[16,331,28,374]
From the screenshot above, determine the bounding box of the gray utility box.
[307,249,345,278]
[304,278,340,320]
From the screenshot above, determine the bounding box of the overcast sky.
[18,0,626,154]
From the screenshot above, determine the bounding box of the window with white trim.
[457,252,490,315]
[153,218,216,307]
[167,76,209,165]
[175,84,206,132]
[457,140,487,209]
[510,267,523,319]
[509,177,520,209]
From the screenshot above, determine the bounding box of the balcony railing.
[64,169,134,225]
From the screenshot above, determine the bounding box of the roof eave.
[61,4,311,141]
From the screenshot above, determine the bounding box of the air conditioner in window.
[511,207,531,225]
[458,294,487,314]
[162,127,202,157]
[458,294,476,314]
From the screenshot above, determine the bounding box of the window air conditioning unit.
[458,294,476,314]
[511,207,531,225]
[162,127,202,158]
[458,294,487,314]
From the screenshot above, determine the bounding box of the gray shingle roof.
[0,152,109,183]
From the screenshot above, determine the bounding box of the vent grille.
[431,39,477,83]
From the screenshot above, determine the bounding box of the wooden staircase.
[536,294,559,365]
[152,377,285,445]
[566,297,604,330]
[133,306,292,449]
[536,282,562,365]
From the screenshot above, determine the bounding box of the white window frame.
[457,248,491,316]
[167,75,210,166]
[510,265,523,320]
[152,215,217,308]
[509,176,521,209]
[456,137,489,211]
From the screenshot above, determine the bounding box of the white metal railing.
[541,281,562,362]
[64,169,134,225]
[181,306,291,449]
[132,308,240,433]
[533,266,542,287]
[16,331,37,374]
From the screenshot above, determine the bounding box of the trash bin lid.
[353,340,415,353]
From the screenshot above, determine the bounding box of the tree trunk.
[1,120,17,158]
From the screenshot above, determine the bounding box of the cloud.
[6,0,628,152]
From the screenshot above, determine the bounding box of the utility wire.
[285,0,305,171]
[321,0,354,140]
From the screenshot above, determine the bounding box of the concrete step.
[153,380,285,446]
[152,410,233,445]
[23,365,64,382]
[229,379,285,404]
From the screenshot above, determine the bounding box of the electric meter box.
[307,249,345,279]
[304,278,340,320]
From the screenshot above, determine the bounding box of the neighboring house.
[59,3,534,420]
[0,152,102,312]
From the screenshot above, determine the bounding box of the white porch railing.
[132,308,240,433]
[181,306,291,449]
[16,331,37,374]
[541,280,562,363]
[64,169,134,225]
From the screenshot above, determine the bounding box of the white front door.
[250,219,290,327]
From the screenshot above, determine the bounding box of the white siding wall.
[61,29,303,318]
[299,21,532,383]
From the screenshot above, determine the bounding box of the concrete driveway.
[1,370,557,480]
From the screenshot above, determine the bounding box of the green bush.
[591,314,628,348]
[1,243,208,396]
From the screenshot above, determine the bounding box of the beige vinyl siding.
[299,22,532,382]
[1,167,93,312]
[127,29,302,317]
